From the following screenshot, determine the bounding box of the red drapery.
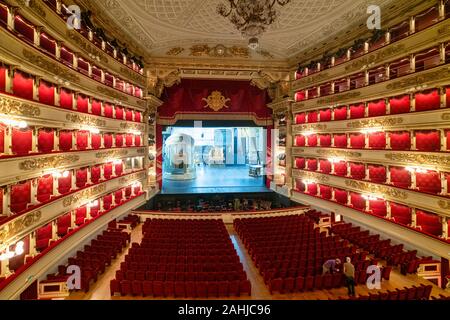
[37,175,53,203]
[38,80,55,106]
[12,128,32,155]
[13,70,33,100]
[38,129,54,153]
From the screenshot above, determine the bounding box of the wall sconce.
[328,157,344,163]
[406,166,429,173]
[302,131,315,136]
[0,116,28,128]
[362,194,381,201]
[113,159,122,165]
[54,170,70,178]
[360,128,380,134]
[88,200,99,208]
[0,241,24,261]
[130,130,141,135]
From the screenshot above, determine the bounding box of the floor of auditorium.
[66,224,450,300]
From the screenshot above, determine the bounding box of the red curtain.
[416,130,440,151]
[368,100,386,117]
[306,183,317,195]
[125,134,133,147]
[134,111,141,123]
[13,70,33,100]
[295,91,306,102]
[103,163,113,180]
[115,106,124,120]
[368,165,386,183]
[295,157,305,169]
[319,109,332,122]
[307,111,318,123]
[10,181,31,213]
[104,133,113,148]
[59,88,73,110]
[368,132,386,149]
[319,185,332,199]
[350,193,365,210]
[76,94,89,113]
[319,160,331,174]
[334,188,348,204]
[390,131,411,150]
[58,174,72,194]
[416,210,442,236]
[57,213,71,237]
[115,163,123,176]
[307,135,317,147]
[91,100,102,116]
[38,80,55,106]
[103,194,113,210]
[334,106,347,120]
[295,135,305,147]
[40,32,56,56]
[76,168,88,188]
[349,104,365,119]
[350,133,365,149]
[125,109,133,121]
[91,165,101,184]
[115,134,124,147]
[295,113,306,124]
[12,128,32,155]
[416,171,441,194]
[0,124,3,154]
[415,90,440,111]
[369,200,387,217]
[333,134,347,148]
[134,135,141,146]
[38,129,54,153]
[390,203,411,225]
[37,174,53,203]
[390,167,411,188]
[334,161,347,176]
[306,159,317,171]
[114,189,123,204]
[75,206,87,226]
[0,65,6,92]
[91,133,101,150]
[295,179,305,192]
[59,130,73,152]
[36,223,52,251]
[104,103,113,118]
[76,131,89,150]
[350,163,365,180]
[390,95,410,114]
[319,134,331,147]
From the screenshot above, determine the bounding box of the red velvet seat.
[415,90,440,111]
[368,132,386,149]
[104,134,113,148]
[319,109,332,122]
[12,128,32,155]
[416,171,441,194]
[306,159,317,171]
[90,165,101,184]
[38,129,54,153]
[59,130,73,152]
[295,91,306,102]
[104,103,113,118]
[350,163,365,180]
[390,132,411,150]
[295,135,305,147]
[350,133,365,149]
[334,161,347,177]
[333,134,347,148]
[91,100,102,116]
[174,281,186,298]
[369,200,387,217]
[104,163,113,180]
[76,131,89,150]
[152,281,164,297]
[196,281,208,298]
[76,94,89,113]
[334,106,347,120]
[57,213,71,236]
[115,106,124,120]
[228,280,239,297]
[110,279,120,295]
[390,167,411,188]
[349,104,365,119]
[76,168,88,188]
[295,113,306,124]
[58,174,72,194]
[415,130,440,151]
[125,109,134,122]
[37,175,53,203]
[39,80,55,106]
[307,111,318,123]
[307,134,317,147]
[115,134,124,148]
[390,95,410,114]
[416,210,442,237]
[350,193,365,210]
[207,282,219,297]
[306,183,317,196]
[185,281,196,298]
[142,280,153,296]
[91,134,101,150]
[13,70,33,100]
[75,206,87,226]
[295,157,305,169]
[239,280,251,296]
[368,100,386,117]
[60,88,73,110]
[319,185,332,200]
[10,181,31,213]
[368,165,386,183]
[134,135,141,146]
[334,188,348,204]
[319,160,331,174]
[319,134,331,147]
[131,280,142,296]
[390,203,412,225]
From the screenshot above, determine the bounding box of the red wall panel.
[38,80,55,106]
[59,88,73,110]
[38,129,54,153]
[319,134,331,147]
[333,134,347,148]
[59,130,73,152]
[13,70,33,100]
[416,171,441,194]
[10,181,31,214]
[415,90,440,111]
[37,174,53,203]
[390,131,411,150]
[390,95,410,114]
[390,203,411,225]
[368,132,386,149]
[390,167,411,188]
[91,100,102,116]
[349,104,365,119]
[295,135,305,147]
[334,106,347,120]
[76,131,89,150]
[12,128,32,155]
[76,94,89,113]
[368,165,386,183]
[368,100,386,117]
[416,130,440,151]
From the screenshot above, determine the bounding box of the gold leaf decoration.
[316,149,362,158]
[0,211,42,245]
[119,67,146,86]
[385,153,450,167]
[19,155,80,171]
[202,91,231,112]
[63,184,106,207]
[119,172,145,184]
[442,113,450,120]
[95,149,128,159]
[344,44,406,72]
[189,44,249,58]
[66,113,106,127]
[292,72,330,90]
[345,180,408,200]
[293,170,330,182]
[438,200,450,209]
[166,47,185,56]
[346,117,403,129]
[96,86,129,102]
[119,122,145,131]
[17,0,46,17]
[316,91,361,105]
[386,67,450,90]
[0,97,40,117]
[66,30,108,64]
[298,123,328,131]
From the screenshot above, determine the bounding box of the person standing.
[322,258,341,275]
[343,257,356,296]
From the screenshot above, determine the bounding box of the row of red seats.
[110,279,251,298]
[120,261,243,273]
[117,214,140,229]
[124,254,240,265]
[339,285,432,300]
[116,270,247,282]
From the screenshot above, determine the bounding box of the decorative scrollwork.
[346,117,404,129]
[385,153,450,168]
[0,97,41,117]
[316,91,361,105]
[96,86,129,102]
[19,155,80,171]
[386,67,450,90]
[0,211,42,245]
[345,180,408,200]
[63,184,106,207]
[202,91,231,112]
[315,149,362,158]
[66,114,106,127]
[95,149,128,159]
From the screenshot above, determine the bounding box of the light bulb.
[62,171,70,178]
[15,247,24,255]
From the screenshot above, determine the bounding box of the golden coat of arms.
[202,91,231,112]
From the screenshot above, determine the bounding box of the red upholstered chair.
[390,203,411,225]
[134,111,142,123]
[369,200,387,217]
[13,70,33,100]
[125,134,134,147]
[142,281,153,297]
[59,88,73,110]
[114,189,123,205]
[319,109,332,122]
[38,129,54,153]
[110,279,120,296]
[334,188,348,204]
[416,171,441,194]
[75,206,87,226]
[350,163,365,180]
[75,168,88,188]
[295,157,305,169]
[415,130,440,152]
[174,281,186,298]
[76,131,89,150]
[306,183,317,195]
[76,94,89,113]
[90,165,101,184]
[36,223,52,251]
[350,133,365,149]
[368,100,386,117]
[307,134,317,147]
[295,135,305,147]
[304,275,314,291]
[120,280,132,296]
[295,276,305,292]
[104,134,113,149]
[319,160,332,174]
[134,135,141,146]
[319,134,331,147]
[368,165,386,183]
[90,202,100,218]
[91,100,102,116]
[104,103,113,118]
[349,104,365,119]
[240,280,251,296]
[207,282,219,297]
[334,161,347,177]
[115,106,124,120]
[91,134,101,150]
[390,131,411,150]
[306,159,317,171]
[307,111,318,123]
[58,174,72,194]
[12,128,32,155]
[195,282,208,298]
[126,109,133,122]
[38,80,55,106]
[416,210,442,237]
[125,186,132,198]
[37,175,53,203]
[218,281,228,297]
[350,193,366,210]
[319,185,332,200]
[115,134,124,147]
[415,90,440,111]
[295,179,305,192]
[390,167,411,188]
[103,194,113,210]
[104,163,113,180]
[334,106,348,120]
[295,91,306,102]
[115,163,123,176]
[390,95,410,114]
[59,130,73,152]
[10,181,31,213]
[57,213,71,237]
[368,132,386,149]
[295,113,306,124]
[333,134,347,148]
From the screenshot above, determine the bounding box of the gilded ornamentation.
[294,170,330,182]
[345,180,408,200]
[63,184,106,207]
[96,86,129,102]
[316,149,362,158]
[344,44,406,72]
[17,0,46,18]
[19,155,80,171]
[66,30,108,64]
[0,211,42,245]
[385,153,450,168]
[119,67,146,87]
[119,122,145,131]
[22,49,80,83]
[293,72,330,90]
[258,50,274,59]
[316,91,361,105]
[442,113,450,120]
[298,123,327,131]
[386,67,450,90]
[346,117,404,129]
[438,200,450,209]
[119,172,145,184]
[202,91,231,112]
[0,97,41,117]
[137,148,146,154]
[189,44,249,58]
[95,149,128,159]
[166,47,185,56]
[66,114,107,127]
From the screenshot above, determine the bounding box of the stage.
[161,165,268,194]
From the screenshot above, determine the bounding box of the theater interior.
[0,0,449,302]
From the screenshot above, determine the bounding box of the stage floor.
[161,165,268,194]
